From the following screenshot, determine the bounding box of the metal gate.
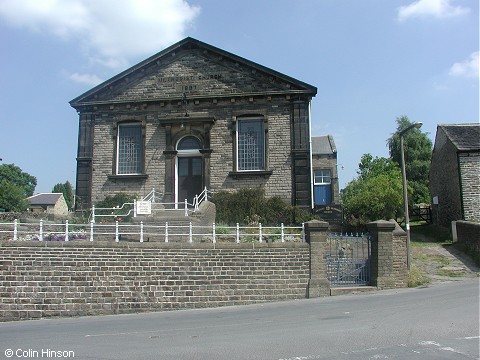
[326,233,371,286]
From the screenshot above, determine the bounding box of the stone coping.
[0,240,308,250]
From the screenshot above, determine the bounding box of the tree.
[0,181,29,212]
[0,164,36,212]
[342,154,404,226]
[52,181,74,210]
[0,164,37,197]
[387,116,432,204]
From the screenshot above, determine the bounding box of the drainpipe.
[309,101,314,210]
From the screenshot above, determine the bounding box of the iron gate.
[326,233,371,286]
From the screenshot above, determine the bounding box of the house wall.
[312,154,339,205]
[73,42,314,211]
[91,114,166,202]
[88,95,301,207]
[429,128,462,226]
[458,152,480,223]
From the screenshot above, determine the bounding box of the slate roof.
[440,124,480,152]
[27,193,63,206]
[312,135,337,155]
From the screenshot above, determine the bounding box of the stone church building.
[71,37,317,211]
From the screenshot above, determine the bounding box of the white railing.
[0,219,305,243]
[193,187,214,210]
[90,187,213,223]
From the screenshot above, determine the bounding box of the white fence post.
[13,219,17,240]
[281,223,285,242]
[212,223,216,244]
[236,223,240,243]
[92,205,96,223]
[189,222,193,243]
[115,221,119,242]
[90,220,94,241]
[134,199,137,218]
[65,220,69,242]
[204,187,208,201]
[302,223,305,242]
[140,221,144,242]
[165,222,169,243]
[259,223,263,243]
[184,199,188,216]
[39,220,43,242]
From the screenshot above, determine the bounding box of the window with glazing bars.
[314,169,331,184]
[237,118,265,171]
[117,123,143,174]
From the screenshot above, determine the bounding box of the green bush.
[210,188,319,226]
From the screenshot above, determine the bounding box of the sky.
[0,0,478,193]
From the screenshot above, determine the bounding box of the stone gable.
[72,38,314,107]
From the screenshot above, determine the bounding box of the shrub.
[210,188,319,226]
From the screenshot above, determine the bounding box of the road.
[1,279,478,360]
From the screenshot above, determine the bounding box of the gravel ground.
[411,235,479,284]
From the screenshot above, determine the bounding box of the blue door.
[314,185,332,205]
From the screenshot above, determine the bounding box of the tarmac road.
[0,279,478,360]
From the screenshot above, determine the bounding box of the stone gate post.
[305,220,330,297]
[367,220,408,289]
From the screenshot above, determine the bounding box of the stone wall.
[459,152,480,223]
[367,220,408,289]
[89,97,296,205]
[0,218,409,321]
[392,222,409,288]
[0,242,309,321]
[453,220,480,257]
[429,128,462,226]
[74,42,314,209]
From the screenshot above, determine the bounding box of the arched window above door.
[177,136,201,151]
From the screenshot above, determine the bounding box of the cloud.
[0,0,201,68]
[449,52,480,79]
[397,0,470,22]
[69,72,103,86]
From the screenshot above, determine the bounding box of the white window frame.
[236,117,265,171]
[314,169,332,185]
[116,122,143,175]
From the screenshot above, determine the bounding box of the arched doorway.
[176,136,203,205]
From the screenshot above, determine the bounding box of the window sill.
[108,174,149,180]
[228,170,272,178]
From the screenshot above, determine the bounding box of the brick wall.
[0,242,309,321]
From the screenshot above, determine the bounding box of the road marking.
[419,340,471,357]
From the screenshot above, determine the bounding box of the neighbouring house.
[26,193,69,218]
[311,135,341,225]
[429,123,480,227]
[70,37,317,212]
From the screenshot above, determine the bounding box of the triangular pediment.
[70,37,316,107]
